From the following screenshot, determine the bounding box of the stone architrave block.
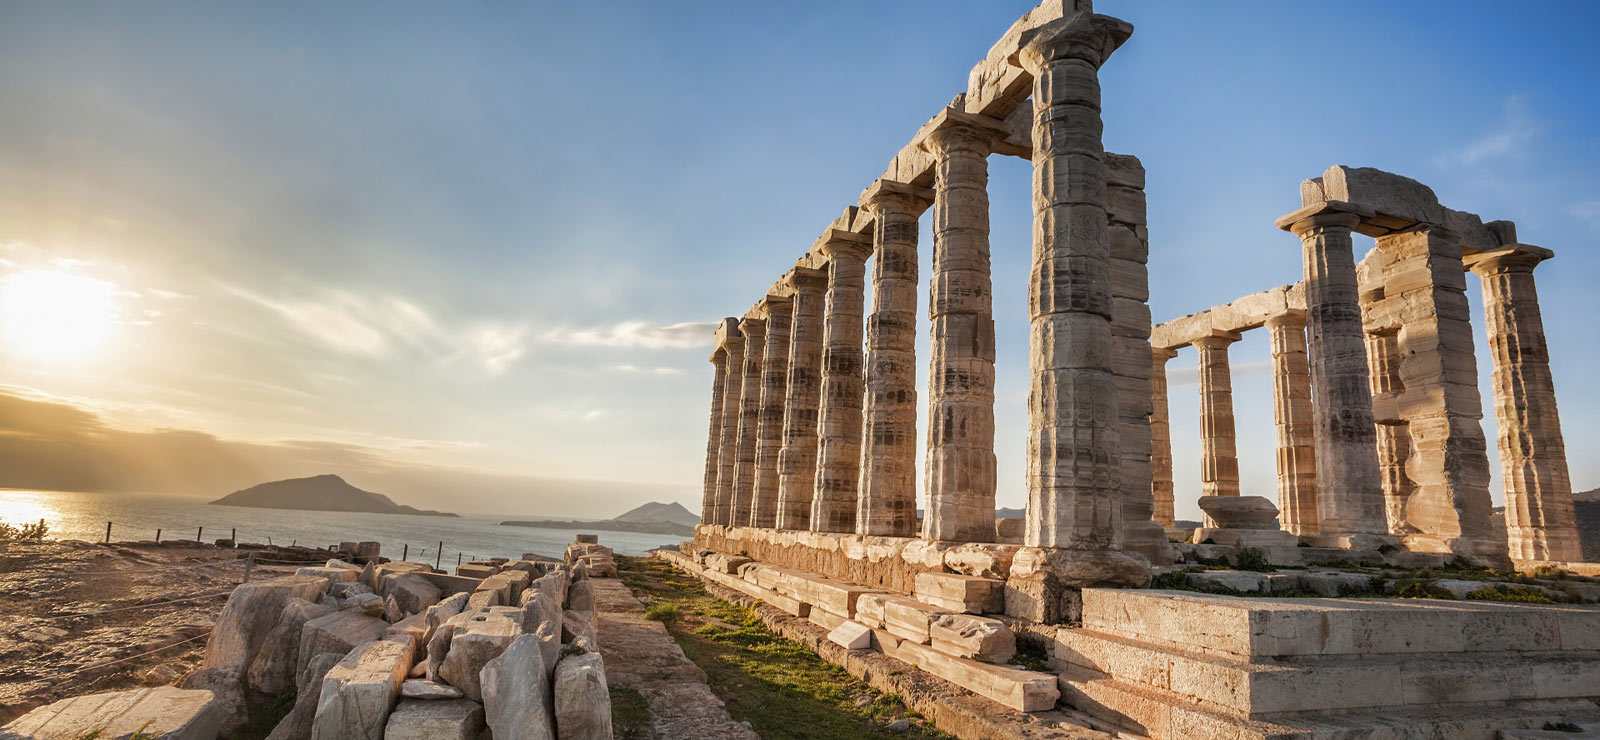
[311,638,413,740]
[1321,165,1445,229]
[930,613,1016,664]
[827,621,873,651]
[914,572,1004,614]
[296,610,388,678]
[1,687,221,740]
[895,641,1058,712]
[553,652,613,740]
[480,634,556,740]
[383,698,484,740]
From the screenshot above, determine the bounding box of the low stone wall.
[694,524,1016,595]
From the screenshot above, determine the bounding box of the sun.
[0,269,118,361]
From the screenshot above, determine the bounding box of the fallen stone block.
[880,595,951,644]
[400,679,465,700]
[385,613,430,654]
[553,651,612,740]
[438,607,522,701]
[943,543,1018,580]
[311,638,413,740]
[383,698,484,740]
[808,608,846,632]
[930,613,1016,664]
[914,572,1004,614]
[296,610,388,678]
[382,573,443,616]
[331,581,373,600]
[481,634,556,740]
[566,579,596,612]
[562,609,596,645]
[248,597,333,695]
[896,641,1058,712]
[457,563,499,579]
[527,571,569,607]
[704,552,753,575]
[419,572,481,596]
[467,589,502,609]
[342,592,386,617]
[265,652,344,740]
[827,621,873,650]
[204,575,330,674]
[297,566,359,585]
[1,687,220,740]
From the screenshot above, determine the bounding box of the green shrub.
[644,602,682,625]
[1234,547,1272,572]
[0,518,47,541]
[1464,584,1557,604]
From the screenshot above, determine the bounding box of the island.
[502,500,698,537]
[209,473,458,517]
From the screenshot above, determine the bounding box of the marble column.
[921,113,1005,543]
[1015,12,1141,577]
[750,297,793,529]
[811,231,873,534]
[1374,227,1502,566]
[712,334,745,526]
[1280,205,1388,538]
[730,316,766,528]
[1365,328,1417,535]
[1149,347,1178,528]
[702,347,730,524]
[1468,246,1582,562]
[857,179,932,538]
[1194,331,1241,527]
[776,268,828,531]
[1267,313,1318,536]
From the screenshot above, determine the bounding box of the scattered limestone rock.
[385,613,430,654]
[383,573,442,616]
[0,687,220,740]
[480,634,555,740]
[384,594,404,623]
[265,652,344,740]
[400,679,465,700]
[203,575,330,674]
[566,580,595,612]
[297,610,389,678]
[552,651,612,740]
[929,613,1016,664]
[826,621,873,650]
[438,607,522,702]
[342,592,386,617]
[383,698,484,740]
[310,639,412,740]
[248,598,334,696]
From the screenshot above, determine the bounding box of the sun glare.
[0,269,118,362]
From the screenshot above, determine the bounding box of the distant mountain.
[996,507,1025,519]
[502,500,699,537]
[612,501,699,528]
[1491,489,1599,563]
[210,474,457,517]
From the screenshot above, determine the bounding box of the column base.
[1122,520,1177,565]
[1402,533,1513,571]
[1004,547,1151,624]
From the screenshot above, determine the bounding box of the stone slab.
[896,641,1059,712]
[914,572,1004,614]
[1,687,220,740]
[382,698,483,740]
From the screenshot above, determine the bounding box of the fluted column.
[1014,11,1140,577]
[702,347,730,523]
[712,335,745,526]
[921,113,1005,543]
[776,268,828,530]
[730,317,766,527]
[1267,313,1318,536]
[1468,246,1581,562]
[1195,332,1241,527]
[857,179,932,538]
[811,232,873,533]
[1365,328,1417,535]
[750,297,793,529]
[1280,205,1388,538]
[1149,347,1178,528]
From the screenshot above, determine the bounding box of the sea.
[0,489,687,563]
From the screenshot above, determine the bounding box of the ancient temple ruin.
[683,1,1598,737]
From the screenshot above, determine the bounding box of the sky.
[0,0,1595,521]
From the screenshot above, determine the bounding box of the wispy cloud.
[1436,94,1543,167]
[541,320,715,350]
[613,364,684,376]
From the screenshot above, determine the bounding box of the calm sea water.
[0,489,687,562]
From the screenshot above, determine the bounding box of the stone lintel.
[860,178,935,214]
[711,317,742,360]
[1151,283,1304,350]
[1462,243,1554,274]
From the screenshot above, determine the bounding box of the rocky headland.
[210,474,457,517]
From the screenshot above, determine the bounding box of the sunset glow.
[0,269,117,362]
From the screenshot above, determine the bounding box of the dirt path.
[0,539,323,723]
[594,576,759,740]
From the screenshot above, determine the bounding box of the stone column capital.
[757,294,794,320]
[737,316,767,339]
[1464,244,1553,276]
[1276,201,1371,237]
[1265,310,1308,330]
[818,230,874,263]
[1152,346,1180,362]
[784,267,829,294]
[720,335,745,356]
[1192,330,1243,349]
[916,107,1010,157]
[861,178,934,217]
[1011,12,1134,74]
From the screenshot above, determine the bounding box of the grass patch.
[1464,584,1557,604]
[617,555,952,740]
[643,602,681,625]
[610,686,651,740]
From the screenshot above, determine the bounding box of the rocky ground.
[0,539,326,724]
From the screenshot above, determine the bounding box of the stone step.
[1056,661,1600,740]
[770,569,883,618]
[1053,625,1600,717]
[913,572,1004,614]
[1081,588,1600,660]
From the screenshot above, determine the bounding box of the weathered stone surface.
[775,269,827,531]
[203,575,330,674]
[438,607,522,702]
[749,296,793,530]
[1197,495,1280,530]
[942,543,1016,580]
[553,651,612,740]
[913,572,1003,614]
[562,610,597,645]
[826,620,873,650]
[264,653,344,740]
[297,567,359,586]
[929,613,1015,664]
[456,563,497,579]
[248,598,333,696]
[897,641,1057,712]
[566,579,595,612]
[701,341,733,528]
[730,316,767,527]
[480,634,556,740]
[297,611,388,678]
[2,687,220,740]
[382,699,483,740]
[399,679,464,700]
[311,638,412,740]
[1267,312,1319,536]
[382,573,442,616]
[810,233,872,534]
[343,592,386,617]
[384,613,429,654]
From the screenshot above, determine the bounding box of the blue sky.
[0,0,1595,519]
